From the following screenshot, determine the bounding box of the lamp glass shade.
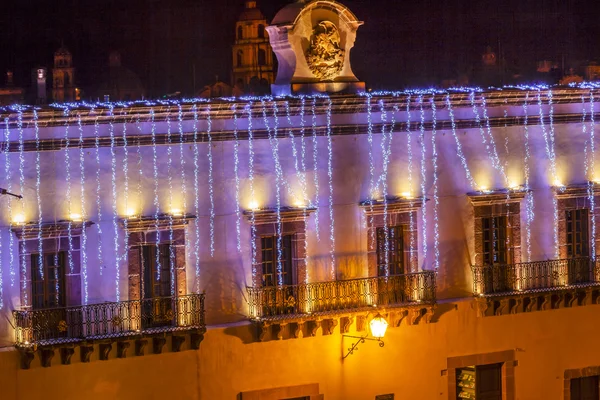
[369,314,388,338]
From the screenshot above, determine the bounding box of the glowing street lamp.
[342,313,388,359]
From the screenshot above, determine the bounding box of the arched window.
[237,25,243,40]
[258,49,266,66]
[237,50,243,68]
[258,24,265,39]
[64,73,70,86]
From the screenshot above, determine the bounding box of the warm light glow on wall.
[248,200,260,210]
[12,213,25,225]
[69,213,82,221]
[125,208,138,218]
[401,191,413,199]
[170,208,183,217]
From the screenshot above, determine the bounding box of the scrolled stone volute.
[267,0,364,95]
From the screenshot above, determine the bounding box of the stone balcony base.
[473,283,600,317]
[252,303,435,342]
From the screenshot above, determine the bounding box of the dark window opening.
[237,50,243,68]
[482,216,510,265]
[571,375,599,400]
[566,209,590,258]
[31,252,66,310]
[258,49,266,66]
[258,24,265,38]
[261,234,294,287]
[237,25,243,40]
[376,225,407,276]
[140,244,174,328]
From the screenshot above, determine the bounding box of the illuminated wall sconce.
[170,208,183,217]
[342,313,388,359]
[125,208,139,219]
[69,213,82,221]
[248,200,260,211]
[12,213,26,225]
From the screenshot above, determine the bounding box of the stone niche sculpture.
[267,0,365,96]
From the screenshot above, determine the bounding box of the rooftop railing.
[471,257,598,295]
[246,271,436,320]
[13,293,205,347]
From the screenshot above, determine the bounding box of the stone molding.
[564,365,600,400]
[252,304,435,342]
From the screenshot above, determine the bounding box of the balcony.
[246,271,436,321]
[471,258,600,316]
[13,294,205,368]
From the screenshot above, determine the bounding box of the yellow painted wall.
[1,299,599,400]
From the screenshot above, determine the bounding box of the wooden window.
[456,364,502,400]
[376,226,406,276]
[571,376,599,400]
[141,244,172,299]
[261,234,294,287]
[482,216,510,265]
[566,209,590,258]
[31,252,66,310]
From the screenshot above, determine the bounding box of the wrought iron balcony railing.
[246,271,436,320]
[13,293,205,347]
[471,257,598,295]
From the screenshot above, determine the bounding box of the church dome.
[239,1,265,21]
[98,52,145,101]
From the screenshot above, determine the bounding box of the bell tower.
[52,45,76,103]
[232,1,274,94]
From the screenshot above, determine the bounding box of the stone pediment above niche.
[267,0,365,96]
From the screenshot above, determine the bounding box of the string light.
[326,98,336,278]
[121,110,130,268]
[446,93,477,189]
[150,107,162,285]
[166,107,176,296]
[247,103,258,281]
[62,106,76,286]
[406,95,416,271]
[419,95,428,267]
[311,97,320,241]
[261,98,284,284]
[430,96,440,270]
[590,91,596,260]
[367,94,376,250]
[232,104,242,252]
[537,90,560,258]
[77,113,89,304]
[379,99,390,276]
[192,104,202,292]
[299,97,310,283]
[523,93,534,262]
[0,223,2,309]
[33,109,44,283]
[93,110,104,276]
[108,105,121,301]
[16,107,27,306]
[206,104,215,257]
[4,117,16,289]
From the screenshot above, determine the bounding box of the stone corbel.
[99,343,112,361]
[422,306,435,324]
[524,296,535,312]
[495,299,510,316]
[391,310,409,327]
[80,344,94,363]
[408,308,422,325]
[551,293,563,309]
[274,323,286,340]
[340,316,354,333]
[135,339,147,356]
[257,322,270,342]
[60,347,75,365]
[356,315,367,332]
[190,331,205,350]
[511,298,523,314]
[308,320,321,337]
[291,322,304,338]
[152,337,167,354]
[474,297,490,318]
[540,294,551,311]
[19,348,35,370]
[323,319,338,335]
[172,336,186,352]
[39,348,55,368]
[117,341,130,358]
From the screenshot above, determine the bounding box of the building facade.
[1,87,600,399]
[232,1,275,93]
[51,46,76,103]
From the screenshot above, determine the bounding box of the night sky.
[1,0,598,98]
